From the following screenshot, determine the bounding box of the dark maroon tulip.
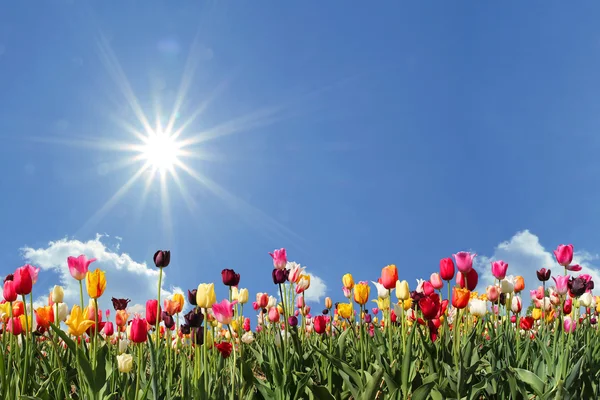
[184,309,204,328]
[272,269,289,285]
[221,269,241,287]
[111,298,131,311]
[187,289,198,306]
[180,324,191,335]
[162,312,175,329]
[3,274,13,284]
[153,250,171,268]
[569,277,587,297]
[288,316,298,327]
[364,314,372,323]
[536,268,551,282]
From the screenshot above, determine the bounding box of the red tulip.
[380,265,398,290]
[13,267,32,296]
[314,315,327,334]
[439,258,455,281]
[103,321,114,336]
[130,317,148,343]
[419,294,440,320]
[216,342,233,358]
[456,269,478,291]
[520,316,534,331]
[3,280,17,302]
[563,298,572,315]
[221,269,240,287]
[7,317,22,336]
[146,299,161,326]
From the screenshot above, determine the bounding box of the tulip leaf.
[513,368,545,397]
[401,325,416,399]
[565,355,584,390]
[360,365,383,400]
[77,347,95,393]
[309,385,335,400]
[49,323,77,355]
[412,382,435,400]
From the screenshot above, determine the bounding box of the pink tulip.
[529,290,538,300]
[296,296,304,309]
[452,252,476,274]
[103,321,114,336]
[553,275,569,295]
[563,316,576,333]
[553,244,573,267]
[486,285,500,302]
[549,288,561,306]
[491,260,508,280]
[565,264,582,272]
[268,307,280,323]
[24,265,40,285]
[422,281,434,296]
[372,307,379,315]
[269,248,287,270]
[212,299,238,325]
[430,273,444,290]
[342,287,352,298]
[535,286,544,300]
[68,255,96,281]
[288,263,305,283]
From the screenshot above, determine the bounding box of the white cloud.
[20,234,183,315]
[474,230,600,306]
[303,270,327,303]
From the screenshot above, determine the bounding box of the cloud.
[474,230,600,306]
[20,234,183,314]
[303,270,327,303]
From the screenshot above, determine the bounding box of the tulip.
[372,281,389,299]
[419,294,441,320]
[511,296,522,314]
[439,258,455,281]
[486,285,500,302]
[35,305,54,330]
[196,283,217,308]
[66,305,95,336]
[532,308,542,320]
[216,342,233,358]
[117,354,133,373]
[111,298,131,311]
[296,275,311,294]
[564,316,576,333]
[313,315,327,334]
[272,269,290,285]
[267,296,277,308]
[380,265,398,290]
[553,244,573,267]
[337,303,353,319]
[57,303,68,322]
[452,287,470,309]
[537,268,551,282]
[68,255,96,281]
[221,268,240,287]
[163,299,179,316]
[49,285,64,304]
[86,269,107,299]
[269,248,287,270]
[457,269,478,291]
[153,250,171,268]
[268,307,280,323]
[514,276,525,293]
[553,275,569,295]
[3,280,17,302]
[212,299,237,325]
[7,317,22,336]
[241,331,255,344]
[146,300,161,326]
[396,280,410,301]
[569,276,588,297]
[236,288,249,305]
[354,283,370,305]
[162,312,175,330]
[562,299,573,316]
[500,277,514,294]
[580,292,593,307]
[341,273,355,290]
[115,310,129,327]
[13,267,32,296]
[187,289,198,306]
[430,273,444,290]
[130,317,148,343]
[325,297,332,309]
[104,321,115,336]
[469,298,487,317]
[566,264,582,272]
[520,316,534,331]
[453,251,476,274]
[491,260,508,280]
[287,262,305,283]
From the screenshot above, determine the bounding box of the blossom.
[269,248,287,270]
[68,255,96,281]
[453,252,476,273]
[153,250,171,268]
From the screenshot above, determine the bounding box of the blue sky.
[2,2,600,313]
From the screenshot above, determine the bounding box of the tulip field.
[1,245,600,399]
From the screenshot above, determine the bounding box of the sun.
[139,131,182,173]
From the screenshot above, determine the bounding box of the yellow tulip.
[396,280,410,301]
[85,269,107,299]
[231,287,240,301]
[116,354,133,373]
[342,274,355,290]
[532,308,542,320]
[196,283,216,308]
[403,298,413,311]
[65,305,95,336]
[206,330,214,349]
[337,303,353,319]
[372,297,390,311]
[238,288,249,304]
[353,283,370,305]
[19,315,35,332]
[0,303,11,322]
[172,293,185,314]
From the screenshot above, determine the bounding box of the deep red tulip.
[13,267,32,296]
[456,268,478,291]
[419,294,441,320]
[314,315,327,334]
[439,258,455,281]
[216,342,233,358]
[536,268,551,282]
[520,316,534,331]
[221,269,241,287]
[146,300,161,326]
[3,280,17,302]
[111,298,131,311]
[130,317,148,343]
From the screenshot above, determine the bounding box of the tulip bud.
[118,339,129,354]
[396,280,409,301]
[325,297,332,309]
[153,250,171,268]
[57,303,69,322]
[430,273,444,290]
[51,285,64,304]
[288,316,298,327]
[342,274,355,289]
[117,354,133,373]
[238,288,249,304]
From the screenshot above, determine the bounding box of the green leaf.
[310,385,335,400]
[412,382,435,400]
[565,355,584,391]
[513,368,545,397]
[401,326,416,399]
[360,365,383,400]
[49,323,76,355]
[77,347,95,391]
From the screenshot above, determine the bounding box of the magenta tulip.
[453,252,476,274]
[553,275,569,295]
[68,255,96,281]
[269,248,287,270]
[553,244,573,267]
[439,258,455,281]
[491,260,508,280]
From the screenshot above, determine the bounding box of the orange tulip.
[86,269,107,299]
[514,276,525,293]
[381,265,398,290]
[116,310,129,327]
[12,301,24,318]
[35,305,55,330]
[452,287,470,309]
[164,299,179,315]
[172,293,184,314]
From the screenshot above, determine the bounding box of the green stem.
[79,280,84,310]
[94,298,99,369]
[136,343,142,398]
[156,267,163,346]
[203,309,208,391]
[387,289,393,362]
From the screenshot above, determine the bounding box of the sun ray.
[159,169,173,244]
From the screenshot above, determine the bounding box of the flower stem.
[156,267,163,346]
[79,280,84,310]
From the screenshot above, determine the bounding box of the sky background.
[1,1,600,317]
